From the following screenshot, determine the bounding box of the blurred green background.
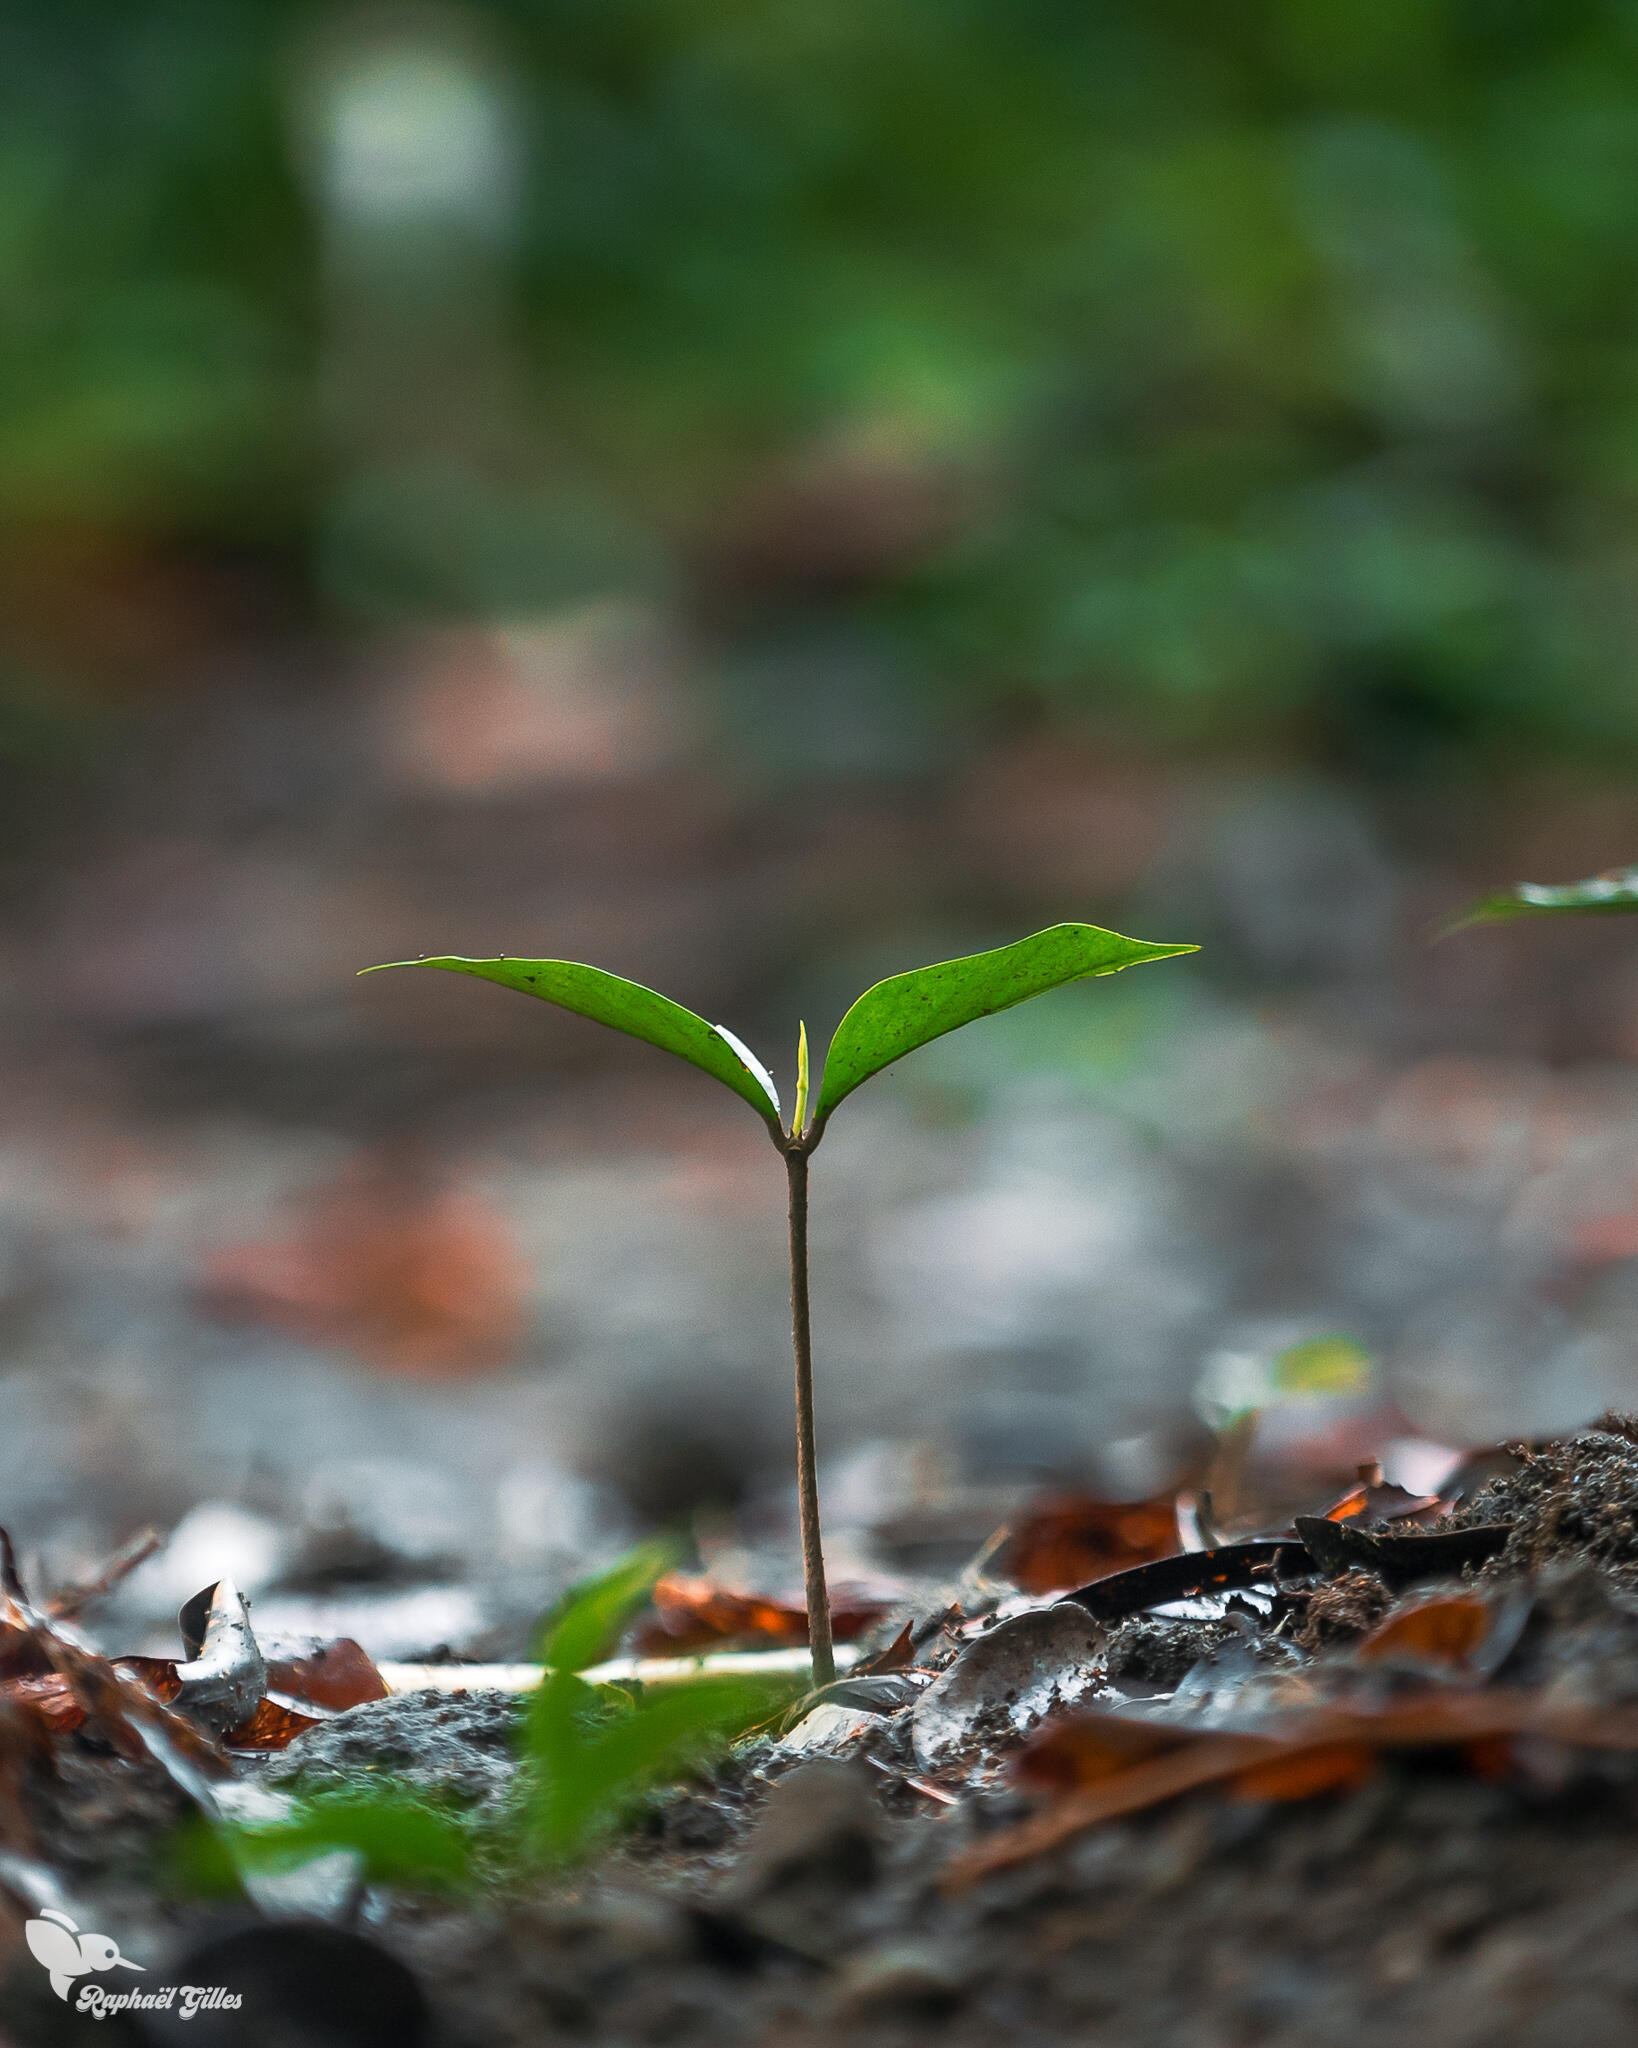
[10,0,1638,780]
[15,1,1638,1605]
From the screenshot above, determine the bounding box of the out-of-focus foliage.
[10,0,1638,766]
[1448,865,1638,930]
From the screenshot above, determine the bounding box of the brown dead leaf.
[265,1638,389,1715]
[1228,1741,1379,1803]
[0,1673,84,1737]
[849,1620,916,1677]
[1356,1595,1495,1670]
[221,1697,324,1751]
[114,1636,385,1751]
[993,1493,1179,1596]
[1320,1479,1442,1525]
[201,1156,527,1378]
[111,1655,181,1705]
[1013,1714,1199,1793]
[0,1536,47,1684]
[632,1574,892,1656]
[947,1689,1638,1890]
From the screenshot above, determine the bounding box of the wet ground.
[11,1428,1638,2044]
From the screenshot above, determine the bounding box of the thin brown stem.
[785,1145,834,1687]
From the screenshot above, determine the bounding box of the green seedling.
[177,1544,788,1890]
[172,1788,477,1897]
[523,1543,788,1861]
[363,921,1196,1683]
[1442,863,1638,934]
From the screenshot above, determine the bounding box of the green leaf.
[1270,1333,1373,1398]
[810,922,1197,1131]
[524,1673,784,1861]
[534,1540,676,1675]
[359,956,784,1135]
[173,1794,474,1895]
[1442,866,1638,934]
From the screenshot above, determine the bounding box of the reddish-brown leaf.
[1462,1734,1518,1780]
[113,1656,182,1703]
[0,1673,84,1736]
[265,1638,389,1714]
[201,1160,528,1379]
[1320,1480,1442,1525]
[850,1620,917,1677]
[632,1574,891,1656]
[1228,1741,1378,1803]
[948,1690,1638,1890]
[1356,1595,1494,1670]
[1014,1713,1198,1793]
[108,1639,383,1750]
[0,1540,48,1683]
[221,1697,324,1751]
[0,1622,51,1684]
[994,1494,1179,1595]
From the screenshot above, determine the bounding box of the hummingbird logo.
[24,1909,145,2001]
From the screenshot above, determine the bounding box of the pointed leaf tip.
[359,955,785,1133]
[793,1020,811,1138]
[811,922,1196,1130]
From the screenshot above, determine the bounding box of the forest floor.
[12,1427,1638,2045]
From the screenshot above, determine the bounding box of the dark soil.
[261,1691,523,1814]
[1455,1424,1638,1582]
[15,1428,1638,2045]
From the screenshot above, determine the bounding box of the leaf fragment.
[1442,865,1638,934]
[946,1689,1638,1890]
[631,1572,892,1657]
[993,1493,1179,1596]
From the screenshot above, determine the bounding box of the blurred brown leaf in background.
[201,1156,527,1378]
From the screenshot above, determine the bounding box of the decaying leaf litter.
[13,1427,1638,2042]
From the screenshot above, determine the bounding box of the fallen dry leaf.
[219,1697,324,1752]
[202,1157,528,1378]
[1355,1594,1497,1671]
[1063,1538,1311,1622]
[1012,1713,1207,1793]
[632,1574,892,1656]
[265,1637,389,1715]
[0,1673,84,1737]
[1319,1478,1442,1526]
[1227,1740,1378,1803]
[112,1635,387,1751]
[850,1620,918,1677]
[993,1493,1179,1595]
[0,1555,385,1762]
[946,1688,1638,1890]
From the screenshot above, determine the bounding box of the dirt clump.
[264,1687,523,1811]
[1282,1568,1392,1651]
[1102,1616,1241,1688]
[1453,1425,1638,1580]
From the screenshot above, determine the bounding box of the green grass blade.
[811,922,1197,1130]
[174,1793,474,1894]
[360,956,784,1135]
[524,1674,784,1861]
[1440,866,1638,935]
[534,1540,676,1675]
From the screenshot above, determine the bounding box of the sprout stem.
[784,1144,834,1687]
